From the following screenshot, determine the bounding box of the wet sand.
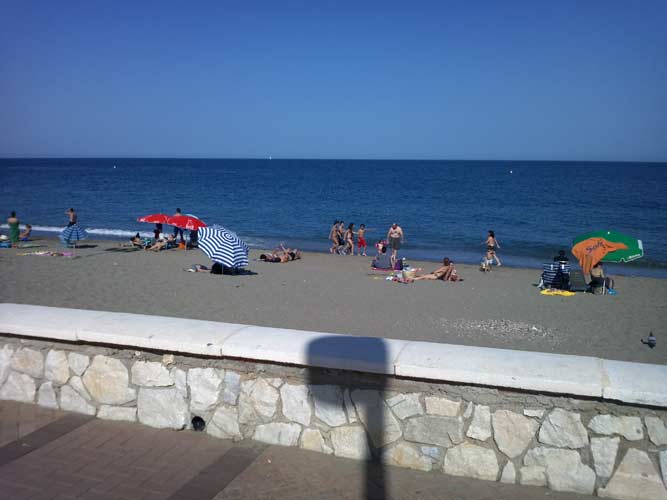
[0,238,665,364]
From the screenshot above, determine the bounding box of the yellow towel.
[540,289,576,297]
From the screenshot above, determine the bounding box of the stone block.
[69,376,91,400]
[383,443,432,471]
[421,446,442,461]
[280,384,311,426]
[500,462,516,484]
[131,361,173,387]
[351,389,402,447]
[312,385,347,427]
[598,449,667,500]
[591,437,620,479]
[83,355,136,405]
[59,385,96,415]
[588,415,644,441]
[171,368,187,398]
[523,409,545,418]
[208,406,242,440]
[492,409,539,458]
[404,415,464,448]
[425,396,461,417]
[538,409,588,449]
[466,405,491,442]
[238,378,278,424]
[222,370,241,405]
[330,425,370,460]
[187,368,222,414]
[11,348,44,378]
[44,350,69,385]
[645,416,667,446]
[37,382,58,409]
[137,387,188,429]
[0,345,15,386]
[519,466,546,486]
[67,352,89,376]
[385,393,423,420]
[444,443,499,481]
[524,447,595,495]
[0,371,36,402]
[300,428,332,454]
[98,405,137,422]
[344,389,357,423]
[253,423,301,447]
[463,402,473,419]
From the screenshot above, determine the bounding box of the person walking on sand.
[357,224,368,256]
[344,223,355,256]
[329,220,339,254]
[7,211,20,245]
[387,222,404,266]
[172,208,185,243]
[485,230,502,266]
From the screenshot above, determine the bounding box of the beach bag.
[394,259,403,271]
[211,263,223,275]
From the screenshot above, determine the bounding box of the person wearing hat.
[7,211,20,246]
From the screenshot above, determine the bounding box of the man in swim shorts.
[387,222,404,266]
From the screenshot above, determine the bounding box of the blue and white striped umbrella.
[60,224,88,245]
[198,226,249,268]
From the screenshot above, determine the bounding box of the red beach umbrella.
[138,213,170,224]
[167,215,207,231]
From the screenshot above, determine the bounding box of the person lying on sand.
[147,234,176,252]
[260,246,302,263]
[414,257,459,281]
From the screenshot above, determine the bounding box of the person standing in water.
[485,230,502,267]
[387,222,404,266]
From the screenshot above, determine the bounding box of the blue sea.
[1,158,666,278]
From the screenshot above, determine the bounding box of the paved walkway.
[0,402,594,500]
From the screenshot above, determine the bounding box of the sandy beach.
[0,238,665,364]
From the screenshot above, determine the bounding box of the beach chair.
[539,263,570,289]
[568,270,589,292]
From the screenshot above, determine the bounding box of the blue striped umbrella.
[60,224,88,245]
[198,226,249,268]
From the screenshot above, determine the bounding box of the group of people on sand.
[329,221,371,256]
[2,211,32,246]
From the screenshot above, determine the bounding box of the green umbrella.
[572,231,644,263]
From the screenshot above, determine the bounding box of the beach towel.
[540,289,576,297]
[571,238,628,274]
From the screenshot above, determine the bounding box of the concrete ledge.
[1,303,665,407]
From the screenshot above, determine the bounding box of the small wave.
[0,224,153,239]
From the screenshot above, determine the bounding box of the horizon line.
[1,156,666,165]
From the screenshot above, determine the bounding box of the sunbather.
[414,258,458,281]
[147,234,176,251]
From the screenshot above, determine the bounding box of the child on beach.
[19,224,32,241]
[357,224,368,256]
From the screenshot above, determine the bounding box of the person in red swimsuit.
[357,224,368,256]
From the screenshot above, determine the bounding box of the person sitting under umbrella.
[590,262,614,290]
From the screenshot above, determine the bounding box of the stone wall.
[1,335,667,500]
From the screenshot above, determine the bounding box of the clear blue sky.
[1,0,666,161]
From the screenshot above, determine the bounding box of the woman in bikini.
[329,221,339,254]
[485,230,502,266]
[414,257,457,281]
[344,223,355,256]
